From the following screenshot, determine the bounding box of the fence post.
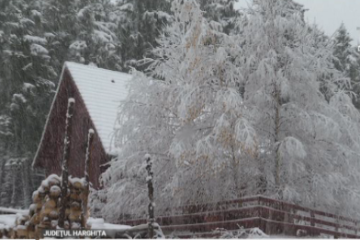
[81,129,94,229]
[284,204,289,234]
[310,211,315,226]
[146,154,155,238]
[355,221,358,236]
[309,210,315,236]
[266,208,273,235]
[257,196,261,218]
[335,215,339,237]
[58,98,75,228]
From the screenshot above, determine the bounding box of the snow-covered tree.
[101,0,360,221]
[333,24,360,109]
[0,0,56,154]
[0,0,55,207]
[41,0,78,73]
[101,0,255,221]
[0,157,34,208]
[70,0,122,70]
[237,0,360,216]
[198,0,240,34]
[114,0,172,71]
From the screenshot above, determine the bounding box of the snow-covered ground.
[0,207,29,231]
[0,214,17,230]
[219,228,336,239]
[87,217,130,230]
[0,214,130,232]
[0,207,28,215]
[87,218,133,238]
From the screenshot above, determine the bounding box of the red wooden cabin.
[32,62,131,189]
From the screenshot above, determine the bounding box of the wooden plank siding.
[33,68,109,189]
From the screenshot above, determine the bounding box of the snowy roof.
[65,62,131,153]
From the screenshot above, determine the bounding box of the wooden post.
[58,98,75,228]
[335,215,339,236]
[355,221,358,236]
[81,129,94,228]
[310,210,315,236]
[145,154,155,238]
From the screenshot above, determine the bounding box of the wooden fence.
[117,196,360,238]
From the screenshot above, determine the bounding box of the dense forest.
[0,0,359,220]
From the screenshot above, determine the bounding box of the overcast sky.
[235,0,360,46]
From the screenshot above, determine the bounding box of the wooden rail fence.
[116,196,360,238]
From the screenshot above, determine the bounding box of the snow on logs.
[11,174,88,239]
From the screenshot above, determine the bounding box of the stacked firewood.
[11,174,88,239]
[68,177,86,229]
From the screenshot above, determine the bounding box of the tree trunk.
[58,98,75,228]
[146,154,155,238]
[0,160,12,206]
[273,83,282,189]
[10,164,18,207]
[81,129,94,229]
[22,159,31,208]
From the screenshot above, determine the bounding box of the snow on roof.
[65,62,131,153]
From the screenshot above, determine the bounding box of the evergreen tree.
[0,0,54,207]
[333,24,360,109]
[114,0,172,71]
[72,0,122,70]
[198,0,240,34]
[41,0,78,74]
[0,0,55,154]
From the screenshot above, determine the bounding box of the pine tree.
[0,0,55,155]
[69,0,122,70]
[0,0,56,207]
[333,24,360,109]
[354,55,360,108]
[198,0,240,34]
[41,0,78,73]
[114,0,172,71]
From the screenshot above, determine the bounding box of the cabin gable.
[33,68,108,189]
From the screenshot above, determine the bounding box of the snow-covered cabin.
[32,62,131,188]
